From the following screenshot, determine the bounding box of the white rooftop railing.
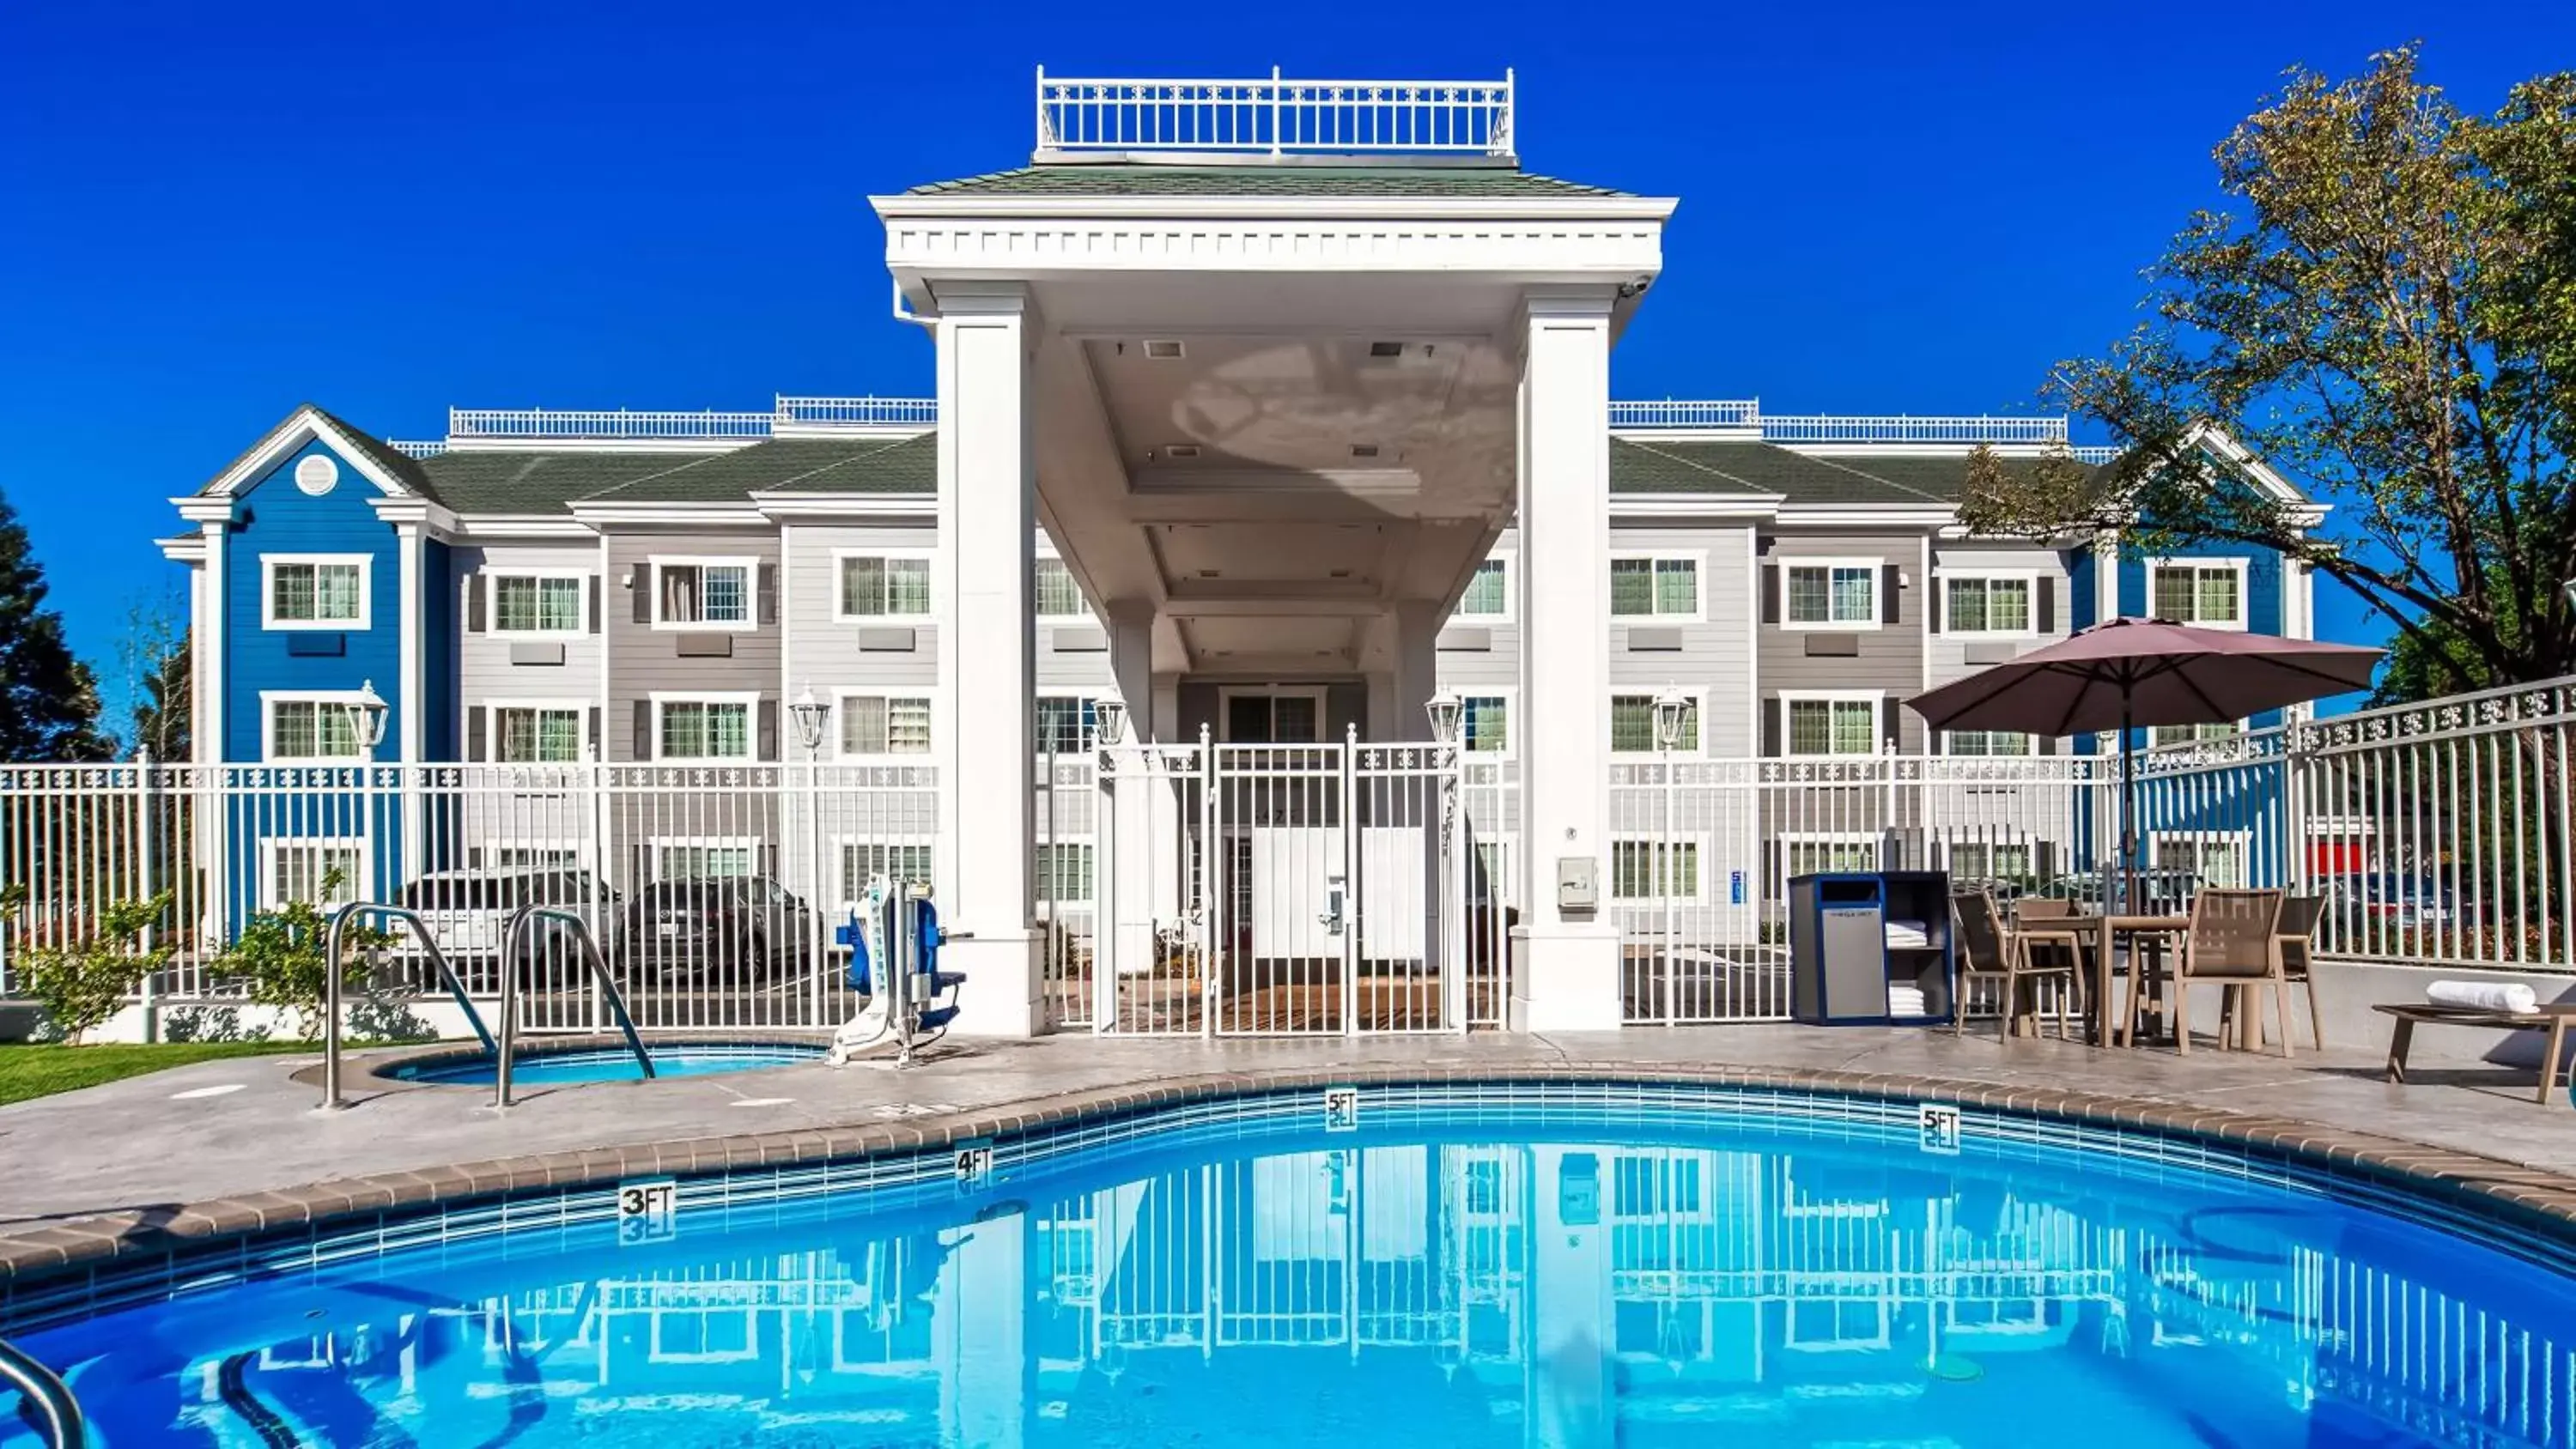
[389,440,447,458]
[1759,414,2071,445]
[1034,67,1514,158]
[775,395,939,427]
[1607,399,1761,431]
[450,408,775,441]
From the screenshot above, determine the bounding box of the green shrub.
[214,870,392,1040]
[18,894,176,1044]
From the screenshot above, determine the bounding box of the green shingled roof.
[908,165,1628,198]
[1608,439,2103,505]
[416,435,934,511]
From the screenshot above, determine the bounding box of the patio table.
[2052,912,2190,1046]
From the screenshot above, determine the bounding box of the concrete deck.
[4,1024,2570,1231]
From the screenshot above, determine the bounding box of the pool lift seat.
[830,874,967,1067]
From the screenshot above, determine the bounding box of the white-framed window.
[838,840,936,915]
[834,550,933,622]
[1944,730,2034,756]
[263,555,369,630]
[653,557,756,629]
[488,842,581,871]
[1608,691,1702,755]
[1219,687,1327,743]
[489,572,586,635]
[1944,836,2041,884]
[1461,692,1512,755]
[1035,556,1088,620]
[835,690,933,760]
[2150,720,2245,749]
[490,703,586,763]
[1782,834,1883,882]
[653,694,756,761]
[1455,554,1513,621]
[650,837,757,881]
[1036,694,1097,755]
[1611,837,1703,902]
[262,692,373,763]
[1941,573,2036,635]
[1036,841,1096,904]
[263,838,365,908]
[2148,559,2248,629]
[1782,692,1882,758]
[1609,553,1702,621]
[2150,832,2250,888]
[1783,559,1880,629]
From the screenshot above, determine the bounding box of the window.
[1945,731,2032,756]
[265,840,363,907]
[1461,694,1510,755]
[491,845,581,870]
[653,840,756,880]
[264,556,368,629]
[1220,689,1324,743]
[1035,558,1086,619]
[1036,842,1095,903]
[1948,840,2036,883]
[1610,555,1699,620]
[651,1313,755,1363]
[2152,834,2248,888]
[657,699,752,760]
[1784,696,1880,757]
[1609,694,1699,755]
[838,694,933,758]
[1036,695,1097,755]
[2150,561,2246,628]
[841,842,934,907]
[265,696,368,761]
[1943,575,2032,634]
[836,553,933,621]
[1784,561,1878,627]
[1456,556,1511,620]
[1783,836,1881,879]
[491,574,584,634]
[1612,840,1700,900]
[495,706,584,763]
[2150,721,2243,749]
[656,560,752,627]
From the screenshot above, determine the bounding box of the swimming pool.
[7,1082,2573,1447]
[383,1041,827,1086]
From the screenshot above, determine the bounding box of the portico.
[873,74,1674,1036]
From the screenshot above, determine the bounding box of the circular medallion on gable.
[294,455,339,496]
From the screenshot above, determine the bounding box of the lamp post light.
[1425,690,1466,1025]
[1651,687,1690,1013]
[789,685,830,761]
[1093,693,1129,749]
[351,679,389,905]
[1091,692,1127,1022]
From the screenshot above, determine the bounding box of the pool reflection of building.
[182,1146,2576,1449]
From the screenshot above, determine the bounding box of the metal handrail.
[494,907,653,1109]
[320,903,499,1112]
[0,1332,83,1448]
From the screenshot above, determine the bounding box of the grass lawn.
[0,1040,319,1106]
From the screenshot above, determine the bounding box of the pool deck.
[5,1024,2574,1246]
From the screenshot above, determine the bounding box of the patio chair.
[2011,896,2087,1024]
[1953,890,2081,1040]
[2279,894,2326,1049]
[2165,888,2288,1058]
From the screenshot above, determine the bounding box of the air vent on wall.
[294,455,340,496]
[1369,341,1404,358]
[1350,444,1381,459]
[1167,444,1202,460]
[1143,340,1186,360]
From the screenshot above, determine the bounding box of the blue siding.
[422,537,456,761]
[222,439,405,763]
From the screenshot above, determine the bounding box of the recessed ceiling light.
[1143,340,1185,360]
[1328,569,1352,579]
[1369,341,1404,358]
[1167,443,1201,459]
[1350,444,1381,459]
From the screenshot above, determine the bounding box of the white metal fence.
[1034,69,1516,157]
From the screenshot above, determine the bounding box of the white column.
[1527,1147,1613,1449]
[934,284,1044,1036]
[1511,291,1623,1032]
[936,1209,1029,1449]
[1104,601,1160,991]
[396,520,426,894]
[1364,601,1443,742]
[196,516,229,932]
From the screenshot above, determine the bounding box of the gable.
[201,404,428,501]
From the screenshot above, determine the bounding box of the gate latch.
[1318,874,1346,937]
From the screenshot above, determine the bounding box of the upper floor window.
[1461,694,1511,755]
[1945,730,2033,756]
[1783,694,1881,757]
[491,574,584,634]
[1610,555,1699,620]
[1942,575,2033,635]
[1035,558,1087,619]
[265,694,369,762]
[655,560,753,628]
[264,555,368,630]
[837,553,932,621]
[1784,561,1878,628]
[495,706,584,763]
[1456,557,1511,621]
[657,697,753,760]
[2150,560,2246,629]
[838,692,933,759]
[2150,720,2243,749]
[1609,692,1700,755]
[1036,695,1097,754]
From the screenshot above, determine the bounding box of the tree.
[1962,47,2576,697]
[117,597,191,761]
[0,487,111,761]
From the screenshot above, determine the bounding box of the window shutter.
[757,698,780,760]
[2036,732,2057,755]
[587,706,602,759]
[1881,564,1901,625]
[1881,697,1901,752]
[1761,565,1780,625]
[1929,729,1944,755]
[2037,576,2057,634]
[1927,577,1941,634]
[1760,697,1782,757]
[465,575,485,634]
[465,706,487,761]
[632,569,652,625]
[632,700,653,761]
[757,564,779,627]
[588,576,603,634]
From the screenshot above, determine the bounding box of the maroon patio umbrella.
[1906,617,2382,909]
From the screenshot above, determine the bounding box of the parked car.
[622,876,821,984]
[2047,870,2207,915]
[2321,872,2457,931]
[393,867,620,985]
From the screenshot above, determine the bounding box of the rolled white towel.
[2427,979,2539,1015]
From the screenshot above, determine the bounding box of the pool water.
[387,1043,825,1086]
[11,1099,2576,1448]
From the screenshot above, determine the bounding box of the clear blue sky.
[6,0,2569,720]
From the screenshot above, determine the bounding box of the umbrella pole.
[2120,688,2137,917]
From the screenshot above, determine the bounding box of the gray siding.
[451,541,605,760]
[605,531,783,762]
[1756,531,1929,755]
[781,522,940,698]
[1926,542,2074,698]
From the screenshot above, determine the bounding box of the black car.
[622,876,820,982]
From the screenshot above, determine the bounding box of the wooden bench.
[2375,1002,2576,1106]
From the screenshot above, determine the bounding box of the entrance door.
[1220,687,1327,743]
